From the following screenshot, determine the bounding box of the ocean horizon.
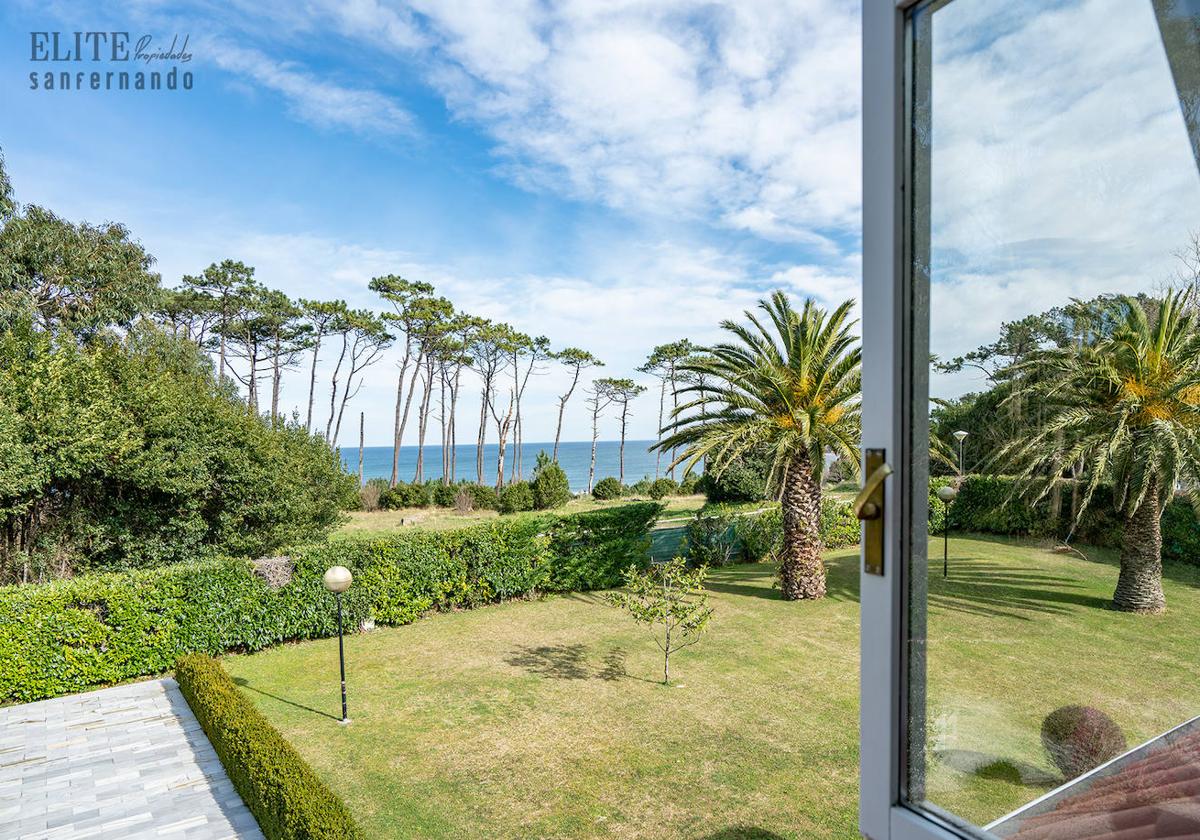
[340,440,691,492]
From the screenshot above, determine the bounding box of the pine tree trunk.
[779,449,825,601]
[358,412,365,488]
[390,349,411,486]
[305,333,322,431]
[1113,484,1166,613]
[656,378,666,479]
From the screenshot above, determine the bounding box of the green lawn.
[223,536,1200,838]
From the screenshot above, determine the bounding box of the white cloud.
[927,0,1200,398]
[289,0,864,245]
[205,42,416,135]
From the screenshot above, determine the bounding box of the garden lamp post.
[953,429,969,476]
[322,565,353,724]
[936,485,958,577]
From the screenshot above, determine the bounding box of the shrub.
[431,482,459,508]
[1040,705,1127,779]
[175,655,362,839]
[679,472,702,495]
[358,483,382,512]
[498,481,534,514]
[819,498,859,549]
[542,502,664,591]
[531,453,572,510]
[464,483,499,510]
[379,482,434,510]
[630,478,654,496]
[2,503,663,702]
[454,486,474,513]
[593,477,624,500]
[0,325,358,582]
[649,477,679,499]
[685,510,740,566]
[1162,497,1200,565]
[735,507,782,562]
[700,453,769,503]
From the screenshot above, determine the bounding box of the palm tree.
[657,291,861,600]
[997,291,1200,613]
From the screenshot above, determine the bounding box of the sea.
[341,440,686,492]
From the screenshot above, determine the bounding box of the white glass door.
[861,1,1200,837]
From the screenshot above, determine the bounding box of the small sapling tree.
[607,557,713,684]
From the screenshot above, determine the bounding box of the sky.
[1,0,1197,449]
[0,0,862,448]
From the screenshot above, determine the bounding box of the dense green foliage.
[592,477,624,500]
[0,503,662,702]
[648,477,678,499]
[687,498,859,566]
[497,481,534,514]
[0,324,356,582]
[530,452,572,509]
[175,654,362,840]
[699,450,771,503]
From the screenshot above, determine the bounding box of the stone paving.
[0,679,264,839]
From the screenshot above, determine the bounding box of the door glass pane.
[906,0,1200,835]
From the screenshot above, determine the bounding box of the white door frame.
[859,1,977,837]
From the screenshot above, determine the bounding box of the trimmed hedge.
[0,503,662,703]
[175,655,362,840]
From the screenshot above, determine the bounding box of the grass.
[222,535,1200,838]
[337,494,710,538]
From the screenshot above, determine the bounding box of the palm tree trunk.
[779,449,825,600]
[1113,484,1166,613]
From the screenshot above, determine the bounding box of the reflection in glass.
[906,0,1200,835]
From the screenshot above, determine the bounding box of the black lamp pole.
[336,591,348,722]
[943,502,950,578]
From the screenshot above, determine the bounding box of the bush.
[381,481,432,509]
[0,503,663,702]
[630,477,654,496]
[541,502,664,591]
[464,483,499,510]
[678,473,702,495]
[358,483,382,512]
[498,481,534,514]
[593,477,624,500]
[531,453,572,510]
[700,452,770,503]
[649,477,679,499]
[1041,705,1127,779]
[1162,497,1200,565]
[0,324,358,582]
[175,655,362,840]
[431,482,459,508]
[819,498,859,549]
[685,510,740,567]
[454,486,474,513]
[735,507,782,562]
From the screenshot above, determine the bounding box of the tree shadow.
[703,564,783,601]
[231,676,340,721]
[692,827,788,839]
[504,644,657,683]
[505,644,591,679]
[926,561,1111,620]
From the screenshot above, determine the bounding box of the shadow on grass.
[934,749,1057,787]
[704,564,784,601]
[231,676,340,721]
[693,828,788,840]
[927,561,1110,620]
[505,644,657,683]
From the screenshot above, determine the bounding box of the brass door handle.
[853,462,894,520]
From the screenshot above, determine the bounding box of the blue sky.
[0,0,863,447]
